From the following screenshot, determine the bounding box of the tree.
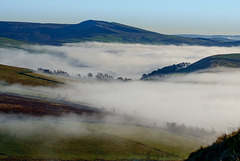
[96,73,104,80]
[87,73,93,78]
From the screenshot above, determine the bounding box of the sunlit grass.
[0,64,63,87]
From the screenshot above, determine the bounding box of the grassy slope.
[0,122,207,160]
[178,53,240,73]
[0,92,207,160]
[0,123,179,160]
[143,53,240,79]
[0,64,63,86]
[87,124,206,159]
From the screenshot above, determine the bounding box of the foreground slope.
[0,123,178,161]
[0,93,206,160]
[0,119,206,161]
[0,20,231,46]
[186,129,240,161]
[141,53,240,80]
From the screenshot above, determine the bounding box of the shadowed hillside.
[0,20,238,46]
[186,129,240,161]
[141,53,240,80]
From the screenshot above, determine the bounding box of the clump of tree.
[141,62,191,80]
[38,68,69,77]
[37,68,53,74]
[117,77,132,82]
[95,73,114,81]
[165,122,217,138]
[87,73,93,78]
[83,73,132,82]
[38,68,133,82]
[53,70,69,76]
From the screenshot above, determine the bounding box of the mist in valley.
[1,42,240,134]
[2,42,240,78]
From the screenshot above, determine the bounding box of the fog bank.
[56,69,240,132]
[1,42,240,132]
[1,42,240,78]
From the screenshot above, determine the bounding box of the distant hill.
[186,129,240,161]
[0,37,34,48]
[176,34,240,42]
[1,20,239,46]
[141,53,240,80]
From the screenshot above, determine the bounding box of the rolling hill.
[141,53,240,80]
[0,20,238,46]
[0,63,212,160]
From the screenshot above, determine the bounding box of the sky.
[1,0,240,35]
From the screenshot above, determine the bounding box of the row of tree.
[77,72,132,82]
[37,68,69,77]
[165,122,217,138]
[37,68,132,82]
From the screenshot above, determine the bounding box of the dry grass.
[0,64,63,87]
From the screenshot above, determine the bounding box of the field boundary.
[18,71,64,85]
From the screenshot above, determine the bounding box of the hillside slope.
[0,20,233,46]
[0,64,63,86]
[178,53,240,73]
[186,129,240,161]
[141,53,240,80]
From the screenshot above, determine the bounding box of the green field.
[86,124,208,159]
[0,121,208,161]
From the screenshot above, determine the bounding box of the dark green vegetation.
[141,62,190,80]
[186,129,240,161]
[141,53,240,80]
[1,20,240,46]
[0,64,63,86]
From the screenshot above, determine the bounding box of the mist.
[1,42,240,133]
[0,114,90,137]
[55,70,240,132]
[1,42,240,78]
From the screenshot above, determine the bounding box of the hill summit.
[1,20,239,46]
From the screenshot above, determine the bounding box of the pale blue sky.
[1,0,240,35]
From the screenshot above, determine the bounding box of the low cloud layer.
[59,70,240,132]
[1,42,240,78]
[1,42,240,132]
